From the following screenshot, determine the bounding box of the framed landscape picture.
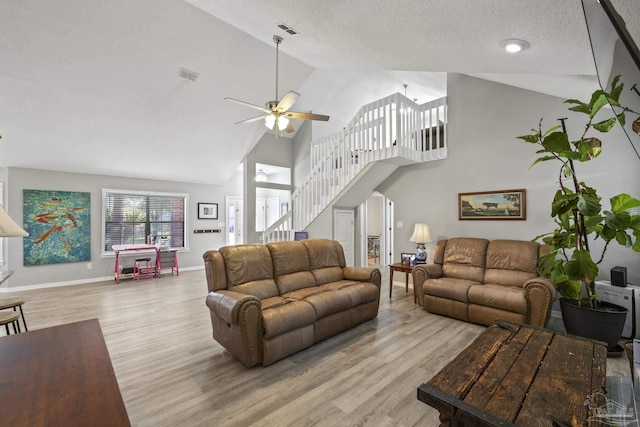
[198,203,218,219]
[458,189,526,220]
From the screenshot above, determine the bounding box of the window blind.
[103,189,187,253]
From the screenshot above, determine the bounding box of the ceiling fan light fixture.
[264,114,276,129]
[277,116,289,131]
[501,39,529,53]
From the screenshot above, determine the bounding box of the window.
[102,189,188,255]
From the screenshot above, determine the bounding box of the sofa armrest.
[206,290,261,325]
[523,277,558,327]
[205,290,263,367]
[343,267,382,289]
[412,264,443,307]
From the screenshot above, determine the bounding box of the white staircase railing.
[262,93,448,243]
[262,210,292,244]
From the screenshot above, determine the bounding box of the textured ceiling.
[0,0,638,184]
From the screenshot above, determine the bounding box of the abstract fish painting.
[23,190,91,266]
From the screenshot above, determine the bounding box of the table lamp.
[409,223,431,264]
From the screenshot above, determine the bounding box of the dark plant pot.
[559,297,627,352]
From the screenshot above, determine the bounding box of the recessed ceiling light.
[501,39,529,53]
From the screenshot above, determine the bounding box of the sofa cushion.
[441,238,489,283]
[262,300,316,339]
[329,282,380,307]
[299,290,352,319]
[484,240,540,287]
[267,241,316,294]
[220,245,279,299]
[467,284,527,314]
[424,277,478,303]
[302,239,346,285]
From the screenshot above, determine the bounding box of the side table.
[389,262,415,302]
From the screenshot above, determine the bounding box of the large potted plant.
[518,76,640,351]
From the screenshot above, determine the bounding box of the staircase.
[263,93,448,243]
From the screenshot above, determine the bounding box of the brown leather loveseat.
[203,238,382,367]
[412,238,557,327]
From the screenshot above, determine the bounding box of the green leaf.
[630,216,640,233]
[589,92,608,118]
[541,125,561,138]
[617,112,626,126]
[576,140,601,161]
[611,193,640,213]
[600,224,617,241]
[610,75,623,101]
[568,104,592,115]
[577,193,601,216]
[565,249,598,283]
[556,279,582,300]
[604,210,631,229]
[529,155,556,169]
[616,230,631,246]
[551,192,578,217]
[558,150,582,160]
[592,117,617,132]
[542,132,570,153]
[537,253,557,277]
[517,134,539,143]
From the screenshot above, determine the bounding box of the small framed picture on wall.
[198,203,218,219]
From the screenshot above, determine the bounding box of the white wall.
[378,73,640,284]
[3,167,241,288]
[244,132,294,243]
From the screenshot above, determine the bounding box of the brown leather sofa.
[412,238,557,327]
[203,238,382,367]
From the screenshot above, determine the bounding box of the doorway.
[364,193,394,267]
[334,209,355,266]
[226,197,243,245]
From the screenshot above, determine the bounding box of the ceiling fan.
[225,35,329,133]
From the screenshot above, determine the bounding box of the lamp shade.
[0,204,28,237]
[409,223,431,244]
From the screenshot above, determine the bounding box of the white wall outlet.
[397,221,403,228]
[87,263,92,269]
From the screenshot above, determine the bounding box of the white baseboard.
[0,265,204,292]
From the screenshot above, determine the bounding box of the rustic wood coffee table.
[0,319,130,426]
[418,320,608,426]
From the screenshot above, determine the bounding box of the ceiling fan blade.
[225,97,270,113]
[285,111,330,122]
[235,115,267,125]
[275,91,300,112]
[284,122,295,133]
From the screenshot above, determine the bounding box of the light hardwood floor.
[1,270,630,426]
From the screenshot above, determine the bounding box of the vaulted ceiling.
[0,0,637,184]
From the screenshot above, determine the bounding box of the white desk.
[112,244,160,283]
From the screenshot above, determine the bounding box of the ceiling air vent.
[276,23,299,35]
[178,68,199,82]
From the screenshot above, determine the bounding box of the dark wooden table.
[0,318,130,426]
[418,320,608,426]
[389,262,415,301]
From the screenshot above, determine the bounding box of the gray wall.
[378,73,640,284]
[243,132,294,244]
[4,167,241,288]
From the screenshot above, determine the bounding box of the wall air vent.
[178,68,199,82]
[276,23,299,35]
